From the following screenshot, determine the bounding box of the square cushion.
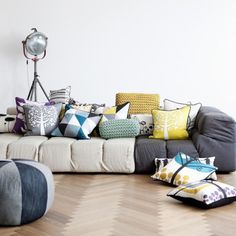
[12,97,52,134]
[130,114,154,135]
[152,156,217,181]
[100,102,130,123]
[24,103,62,136]
[150,106,190,140]
[49,86,71,104]
[163,99,201,130]
[152,152,217,186]
[51,108,101,139]
[116,93,160,114]
[0,114,16,133]
[167,180,236,208]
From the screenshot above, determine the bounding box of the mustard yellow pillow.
[116,93,160,114]
[150,106,190,140]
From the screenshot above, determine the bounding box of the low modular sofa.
[0,106,235,173]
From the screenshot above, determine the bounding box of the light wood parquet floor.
[0,172,236,236]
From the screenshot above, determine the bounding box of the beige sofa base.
[0,134,135,173]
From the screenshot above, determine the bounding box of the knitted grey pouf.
[0,159,54,226]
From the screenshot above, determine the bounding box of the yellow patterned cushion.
[150,106,190,140]
[116,93,160,114]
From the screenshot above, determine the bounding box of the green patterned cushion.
[99,119,139,139]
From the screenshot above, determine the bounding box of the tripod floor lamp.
[22,28,49,101]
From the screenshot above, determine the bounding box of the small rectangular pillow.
[99,119,140,139]
[0,114,16,133]
[152,156,217,181]
[163,99,201,130]
[24,103,62,136]
[13,97,53,134]
[152,152,217,186]
[100,102,130,123]
[51,108,101,139]
[167,180,236,209]
[130,114,154,135]
[150,106,190,140]
[49,86,71,104]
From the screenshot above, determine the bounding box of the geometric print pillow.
[51,108,101,139]
[100,102,130,123]
[152,152,217,186]
[152,156,217,181]
[167,180,236,209]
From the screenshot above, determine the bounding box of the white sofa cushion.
[0,133,21,159]
[7,136,48,161]
[103,138,135,173]
[39,137,76,172]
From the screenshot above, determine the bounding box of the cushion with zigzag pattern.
[100,102,130,123]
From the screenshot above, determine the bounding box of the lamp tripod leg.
[37,79,49,101]
[27,78,36,100]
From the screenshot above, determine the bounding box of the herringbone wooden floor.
[1,173,236,236]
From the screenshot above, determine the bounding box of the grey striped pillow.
[49,86,71,104]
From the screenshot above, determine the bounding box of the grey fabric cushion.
[192,106,236,172]
[134,136,166,173]
[166,140,199,159]
[195,106,236,142]
[0,159,54,226]
[192,130,236,172]
[24,103,62,136]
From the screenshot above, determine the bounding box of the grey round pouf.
[0,159,54,226]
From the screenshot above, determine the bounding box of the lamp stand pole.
[27,59,49,102]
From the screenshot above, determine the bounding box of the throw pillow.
[152,156,217,181]
[167,180,236,209]
[99,119,140,139]
[65,103,92,113]
[130,114,153,135]
[150,106,190,140]
[51,108,101,139]
[116,93,160,114]
[163,99,201,130]
[152,152,217,186]
[0,114,16,133]
[100,102,130,123]
[90,103,106,113]
[49,86,71,104]
[24,103,62,136]
[12,97,52,134]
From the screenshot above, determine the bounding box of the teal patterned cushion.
[99,119,140,139]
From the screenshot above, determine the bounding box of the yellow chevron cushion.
[150,106,190,140]
[116,93,160,114]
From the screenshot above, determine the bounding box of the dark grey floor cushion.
[0,159,54,226]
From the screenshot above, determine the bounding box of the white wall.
[1,0,236,118]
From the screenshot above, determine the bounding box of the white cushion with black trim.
[167,180,236,209]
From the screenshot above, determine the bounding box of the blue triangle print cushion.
[51,108,101,139]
